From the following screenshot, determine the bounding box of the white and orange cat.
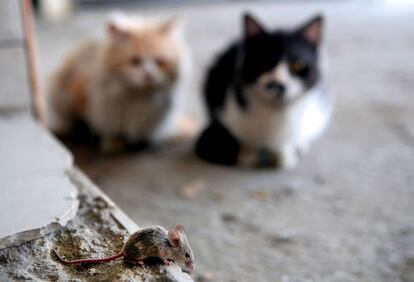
[46,13,193,152]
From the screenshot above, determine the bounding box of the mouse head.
[167,224,195,272]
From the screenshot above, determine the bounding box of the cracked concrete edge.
[0,223,63,251]
[0,199,79,250]
[55,181,80,227]
[162,264,195,282]
[0,115,193,280]
[0,177,79,250]
[30,120,138,235]
[67,167,140,234]
[0,117,79,250]
[33,117,75,170]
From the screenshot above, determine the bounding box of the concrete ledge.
[0,165,193,281]
[68,168,139,235]
[0,176,78,250]
[0,114,78,250]
[0,114,193,281]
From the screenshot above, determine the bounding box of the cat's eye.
[185,253,190,258]
[130,56,142,66]
[155,58,169,69]
[291,61,305,73]
[290,60,309,77]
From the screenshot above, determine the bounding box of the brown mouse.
[53,225,195,272]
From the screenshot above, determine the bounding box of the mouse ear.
[168,228,181,248]
[175,224,185,233]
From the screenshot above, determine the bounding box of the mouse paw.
[164,259,174,266]
[136,260,145,266]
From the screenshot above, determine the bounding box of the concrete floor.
[36,1,414,281]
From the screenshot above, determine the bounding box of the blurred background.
[30,0,414,281]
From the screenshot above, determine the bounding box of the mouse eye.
[185,253,190,258]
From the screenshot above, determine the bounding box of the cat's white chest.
[270,88,330,149]
[221,94,280,147]
[294,88,331,145]
[221,87,331,150]
[87,84,172,141]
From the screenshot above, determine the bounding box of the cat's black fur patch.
[196,13,323,166]
[204,15,321,118]
[195,120,241,165]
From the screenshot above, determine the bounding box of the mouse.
[53,225,195,273]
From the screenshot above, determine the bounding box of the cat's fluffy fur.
[46,13,190,151]
[195,14,332,169]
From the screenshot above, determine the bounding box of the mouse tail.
[53,249,124,264]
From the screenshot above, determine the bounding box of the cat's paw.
[256,148,278,168]
[100,136,125,155]
[277,147,299,170]
[46,111,73,136]
[159,114,199,146]
[238,147,278,168]
[296,143,310,158]
[239,146,299,170]
[179,115,199,138]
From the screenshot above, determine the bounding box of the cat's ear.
[244,13,266,39]
[158,17,179,34]
[107,22,129,42]
[106,13,129,42]
[297,15,323,46]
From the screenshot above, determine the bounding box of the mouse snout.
[185,262,195,272]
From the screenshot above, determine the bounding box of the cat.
[195,13,332,169]
[46,13,193,153]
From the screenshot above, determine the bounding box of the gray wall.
[0,0,30,111]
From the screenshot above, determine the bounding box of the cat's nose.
[144,72,154,83]
[266,81,285,98]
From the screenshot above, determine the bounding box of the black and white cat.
[195,14,332,169]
